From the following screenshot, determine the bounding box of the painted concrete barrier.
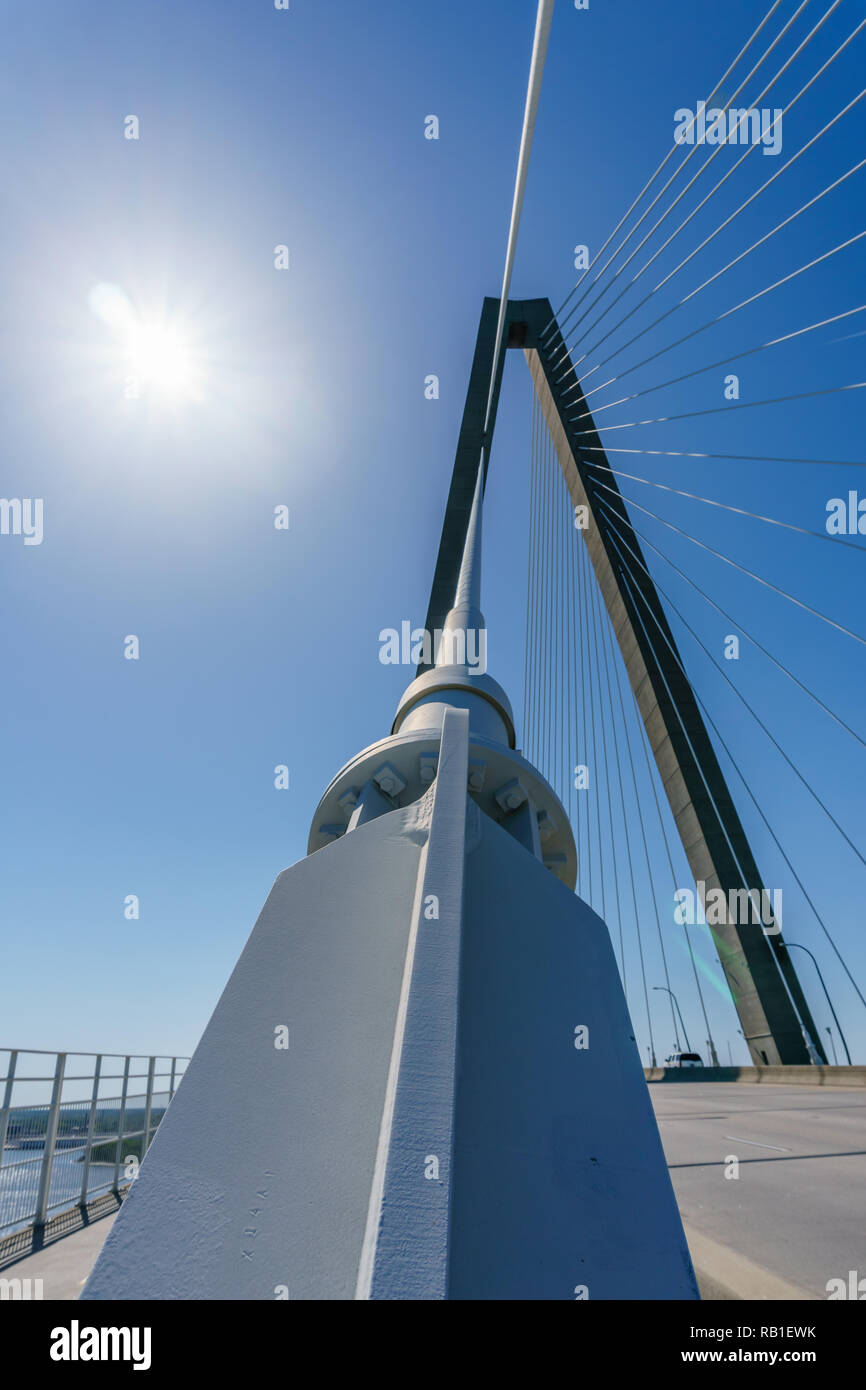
[644,1065,866,1088]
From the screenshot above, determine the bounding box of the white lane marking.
[723,1134,791,1151]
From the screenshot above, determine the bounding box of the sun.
[89,282,204,402]
[124,321,196,396]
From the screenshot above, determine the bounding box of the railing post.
[34,1052,66,1227]
[79,1055,103,1206]
[168,1056,177,1103]
[142,1056,156,1156]
[0,1049,18,1159]
[112,1056,131,1195]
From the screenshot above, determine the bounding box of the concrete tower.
[84,466,698,1301]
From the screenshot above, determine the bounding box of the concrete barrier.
[644,1065,866,1087]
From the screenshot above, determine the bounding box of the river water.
[0,1145,118,1236]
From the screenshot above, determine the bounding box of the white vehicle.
[664,1052,704,1068]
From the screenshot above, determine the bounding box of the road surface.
[650,1081,866,1299]
[2,1081,863,1299]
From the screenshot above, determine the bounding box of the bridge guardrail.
[644,1065,866,1087]
[0,1048,187,1238]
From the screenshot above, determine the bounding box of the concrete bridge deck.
[2,1079,862,1300]
[651,1080,866,1299]
[1,1214,117,1301]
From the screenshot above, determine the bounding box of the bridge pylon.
[420,296,825,1068]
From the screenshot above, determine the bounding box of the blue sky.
[2,0,865,1073]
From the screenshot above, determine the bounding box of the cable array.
[521,1,866,1062]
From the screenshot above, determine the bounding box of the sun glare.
[125,322,195,395]
[89,282,203,402]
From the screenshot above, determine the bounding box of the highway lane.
[650,1081,866,1298]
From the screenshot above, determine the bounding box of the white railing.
[0,1048,187,1237]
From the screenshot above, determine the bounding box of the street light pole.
[653,986,691,1054]
[785,943,852,1066]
